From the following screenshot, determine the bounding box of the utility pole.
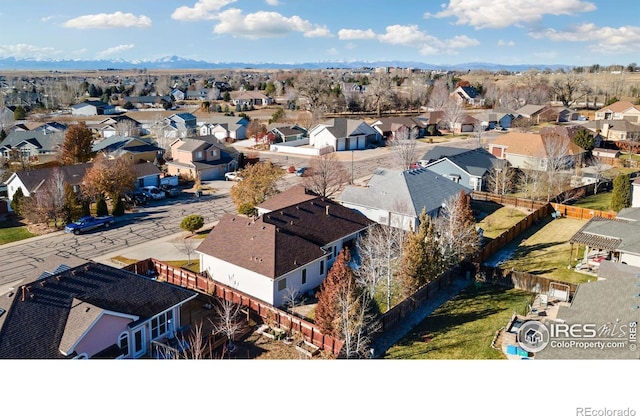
[351,150,354,184]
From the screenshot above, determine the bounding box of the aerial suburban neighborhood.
[4,1,640,414]
[2,63,640,367]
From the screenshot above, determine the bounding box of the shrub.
[180,214,205,235]
[112,198,125,216]
[10,188,25,215]
[96,198,109,216]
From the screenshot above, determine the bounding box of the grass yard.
[572,191,614,212]
[489,217,591,285]
[384,284,533,359]
[474,201,527,239]
[0,220,37,245]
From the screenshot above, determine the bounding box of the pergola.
[568,217,622,269]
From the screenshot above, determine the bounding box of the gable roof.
[420,145,469,163]
[197,195,371,278]
[0,262,196,359]
[427,148,504,177]
[314,118,376,139]
[256,185,318,212]
[371,117,426,132]
[597,101,639,114]
[92,136,161,154]
[516,104,548,117]
[338,167,468,217]
[490,132,583,157]
[8,163,90,191]
[1,130,64,153]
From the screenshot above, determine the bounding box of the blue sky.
[1,0,639,66]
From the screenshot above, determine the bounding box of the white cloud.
[171,0,237,21]
[97,44,135,58]
[0,43,60,59]
[498,39,515,46]
[212,9,331,38]
[530,23,640,53]
[265,0,280,5]
[63,12,151,29]
[425,0,596,29]
[376,25,479,55]
[338,28,377,40]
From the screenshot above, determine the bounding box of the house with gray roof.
[337,167,469,232]
[165,137,237,180]
[267,124,307,143]
[421,147,507,191]
[0,261,197,359]
[473,108,518,130]
[71,100,116,116]
[197,190,372,307]
[93,136,163,164]
[569,207,640,268]
[198,115,249,140]
[0,129,64,164]
[309,117,381,151]
[534,260,640,359]
[370,117,426,141]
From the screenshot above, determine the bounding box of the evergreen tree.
[112,198,125,217]
[96,198,108,217]
[62,183,78,224]
[10,187,25,215]
[611,173,631,212]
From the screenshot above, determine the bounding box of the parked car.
[125,190,149,206]
[160,184,180,197]
[296,167,307,177]
[140,186,166,200]
[225,172,243,181]
[65,215,115,235]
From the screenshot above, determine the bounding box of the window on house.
[278,278,286,291]
[319,261,324,276]
[151,312,169,339]
[210,150,217,157]
[118,333,129,356]
[196,151,203,159]
[328,246,333,260]
[333,246,337,257]
[133,328,144,356]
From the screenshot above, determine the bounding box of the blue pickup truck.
[65,215,115,235]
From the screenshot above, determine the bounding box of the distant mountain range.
[0,55,573,72]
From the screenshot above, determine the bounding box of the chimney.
[21,286,26,302]
[325,205,329,216]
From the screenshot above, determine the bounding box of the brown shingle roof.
[490,132,583,157]
[256,185,318,212]
[197,195,372,278]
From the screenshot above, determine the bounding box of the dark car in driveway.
[160,184,181,197]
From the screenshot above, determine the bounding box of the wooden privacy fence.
[474,203,552,264]
[551,203,616,220]
[471,191,548,210]
[125,259,344,356]
[470,263,579,300]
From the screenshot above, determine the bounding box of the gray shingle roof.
[338,167,468,217]
[1,130,64,153]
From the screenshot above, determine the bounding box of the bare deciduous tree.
[485,165,517,195]
[302,152,349,197]
[295,72,330,114]
[282,285,301,315]
[365,72,395,117]
[173,236,199,266]
[541,135,572,201]
[115,119,141,137]
[434,191,480,268]
[547,72,590,107]
[388,127,418,170]
[209,298,246,357]
[355,224,404,312]
[427,78,450,111]
[442,97,465,133]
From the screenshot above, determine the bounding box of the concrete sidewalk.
[93,221,216,268]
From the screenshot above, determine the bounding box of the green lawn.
[489,217,591,285]
[474,202,527,239]
[572,191,614,212]
[384,284,533,359]
[0,221,36,245]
